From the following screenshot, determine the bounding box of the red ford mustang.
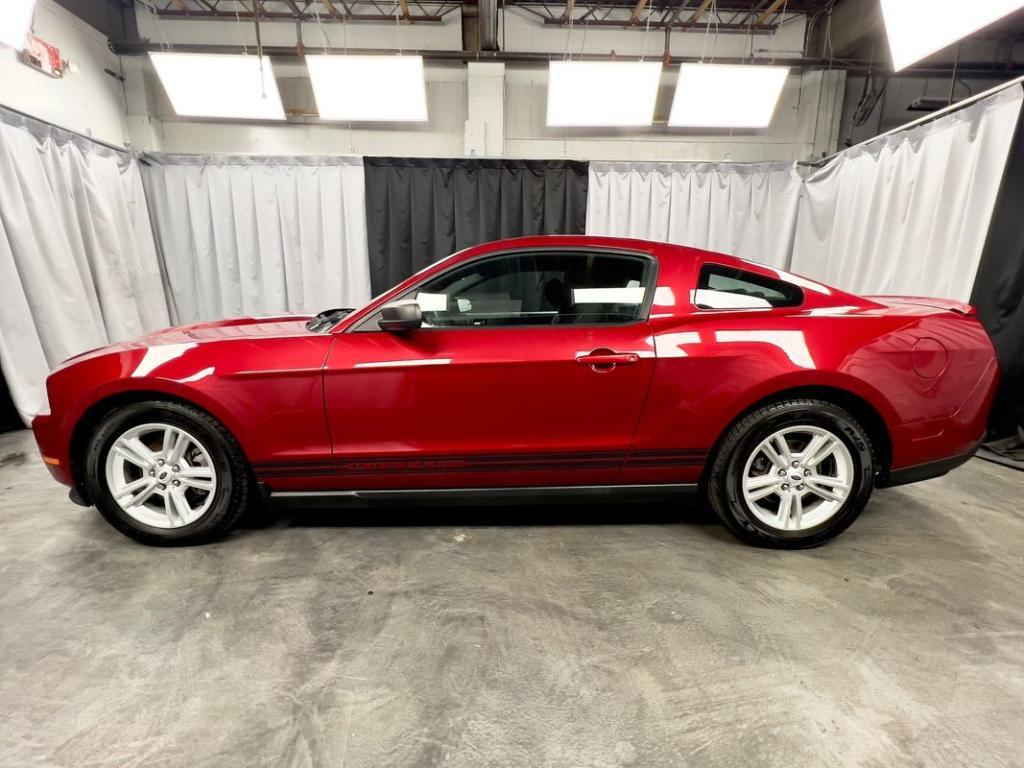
[31,236,998,548]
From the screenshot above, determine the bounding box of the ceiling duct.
[479,0,498,52]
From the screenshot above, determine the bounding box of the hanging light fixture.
[306,55,428,122]
[546,61,663,127]
[149,53,286,121]
[668,63,789,128]
[881,0,1024,71]
[0,0,36,50]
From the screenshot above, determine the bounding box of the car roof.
[338,235,871,332]
[451,235,865,308]
[458,234,744,267]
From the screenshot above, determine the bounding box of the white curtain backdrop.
[585,161,803,268]
[141,154,372,324]
[0,109,168,424]
[792,85,1024,300]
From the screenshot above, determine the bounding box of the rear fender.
[719,369,900,439]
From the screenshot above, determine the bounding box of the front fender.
[44,335,335,481]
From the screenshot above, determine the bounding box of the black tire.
[83,400,251,546]
[706,398,875,549]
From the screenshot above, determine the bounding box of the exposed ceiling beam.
[151,7,453,22]
[807,0,883,58]
[542,17,774,30]
[319,0,343,16]
[629,0,649,25]
[663,0,686,35]
[688,0,713,24]
[168,0,190,10]
[753,0,787,26]
[115,40,1024,75]
[506,0,834,10]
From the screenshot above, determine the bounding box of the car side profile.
[31,236,999,548]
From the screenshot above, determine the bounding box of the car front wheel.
[83,401,250,546]
[707,398,875,548]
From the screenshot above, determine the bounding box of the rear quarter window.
[695,264,803,309]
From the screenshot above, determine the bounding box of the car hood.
[57,315,315,369]
[162,315,314,341]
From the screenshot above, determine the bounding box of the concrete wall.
[128,7,843,162]
[502,65,834,162]
[141,62,840,163]
[0,0,126,146]
[132,60,469,156]
[3,4,1020,164]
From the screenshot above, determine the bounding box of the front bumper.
[31,412,74,486]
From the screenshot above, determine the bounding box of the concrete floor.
[1,429,1023,768]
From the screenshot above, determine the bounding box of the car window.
[695,264,803,309]
[391,251,652,328]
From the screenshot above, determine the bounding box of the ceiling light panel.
[669,64,789,128]
[306,55,428,122]
[547,61,662,127]
[149,53,286,121]
[0,0,36,49]
[881,0,1024,71]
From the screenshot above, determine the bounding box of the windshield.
[307,248,473,332]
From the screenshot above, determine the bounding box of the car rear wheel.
[707,398,875,548]
[84,401,250,546]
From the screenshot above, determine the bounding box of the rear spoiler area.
[866,295,977,316]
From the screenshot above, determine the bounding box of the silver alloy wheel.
[741,425,854,532]
[104,423,217,529]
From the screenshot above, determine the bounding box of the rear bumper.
[889,356,998,471]
[878,441,981,488]
[31,413,73,486]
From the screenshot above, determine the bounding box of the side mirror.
[379,301,423,332]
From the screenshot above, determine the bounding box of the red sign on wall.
[22,34,63,79]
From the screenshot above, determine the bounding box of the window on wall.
[695,264,803,310]
[393,251,653,328]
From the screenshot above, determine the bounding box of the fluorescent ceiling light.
[881,0,1024,71]
[669,64,789,128]
[0,0,36,49]
[306,55,428,122]
[547,61,662,127]
[149,53,285,121]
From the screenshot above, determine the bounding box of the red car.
[31,236,998,548]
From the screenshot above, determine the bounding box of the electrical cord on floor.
[978,426,1024,471]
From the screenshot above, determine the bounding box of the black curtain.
[363,157,589,295]
[0,369,21,433]
[970,100,1024,440]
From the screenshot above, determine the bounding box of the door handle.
[575,350,640,369]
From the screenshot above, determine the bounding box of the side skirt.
[267,483,699,508]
